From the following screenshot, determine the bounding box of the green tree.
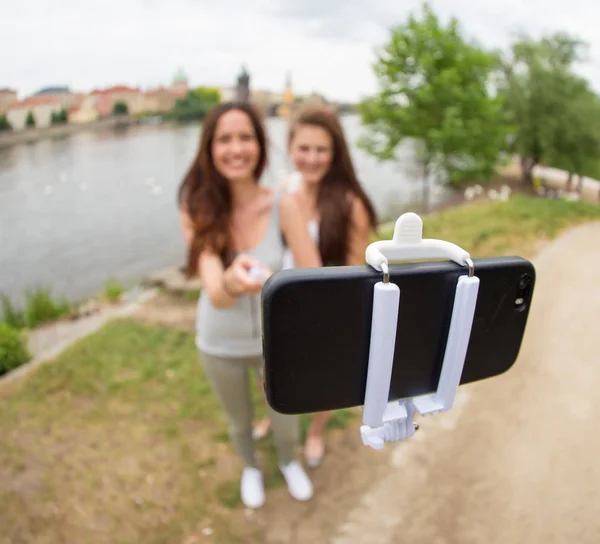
[358,3,509,209]
[0,115,11,131]
[50,108,68,125]
[25,110,35,128]
[168,87,221,122]
[499,32,600,183]
[112,101,129,115]
[57,107,68,123]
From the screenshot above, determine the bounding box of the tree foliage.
[498,32,600,180]
[112,101,129,115]
[25,111,35,128]
[168,87,221,122]
[358,3,509,207]
[0,115,11,131]
[50,108,68,125]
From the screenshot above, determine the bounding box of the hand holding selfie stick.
[360,213,480,450]
[248,266,268,283]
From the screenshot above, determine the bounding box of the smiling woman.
[176,101,322,510]
[254,105,379,469]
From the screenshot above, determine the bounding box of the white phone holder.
[248,266,268,283]
[360,212,480,450]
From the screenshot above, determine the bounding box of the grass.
[181,288,202,302]
[377,195,600,259]
[0,320,263,543]
[0,318,352,543]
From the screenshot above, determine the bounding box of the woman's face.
[212,109,260,184]
[289,124,334,186]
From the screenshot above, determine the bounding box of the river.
[0,114,451,305]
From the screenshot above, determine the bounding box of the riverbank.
[0,115,184,148]
[0,115,151,148]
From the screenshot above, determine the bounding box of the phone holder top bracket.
[360,212,480,450]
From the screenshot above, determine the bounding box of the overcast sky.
[4,0,600,102]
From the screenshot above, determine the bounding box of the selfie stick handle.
[360,213,480,450]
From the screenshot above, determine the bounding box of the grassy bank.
[379,195,600,259]
[1,195,600,543]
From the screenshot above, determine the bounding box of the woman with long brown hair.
[178,102,321,509]
[253,104,378,467]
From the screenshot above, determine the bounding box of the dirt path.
[127,223,600,543]
[313,221,600,544]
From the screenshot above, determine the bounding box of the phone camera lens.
[515,273,532,310]
[518,274,531,291]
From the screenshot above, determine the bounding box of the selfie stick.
[360,212,480,450]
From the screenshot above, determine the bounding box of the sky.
[4,0,600,103]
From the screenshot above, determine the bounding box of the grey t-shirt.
[195,190,284,357]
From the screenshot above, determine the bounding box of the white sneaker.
[279,460,313,502]
[241,467,265,509]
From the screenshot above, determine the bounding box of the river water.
[0,115,450,304]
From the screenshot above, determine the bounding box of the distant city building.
[236,66,250,103]
[219,87,237,102]
[250,89,281,116]
[0,88,17,115]
[32,86,71,96]
[29,86,76,109]
[4,68,330,130]
[302,92,327,106]
[171,68,189,98]
[90,85,145,116]
[144,87,178,113]
[278,72,295,120]
[7,95,64,129]
[69,94,100,124]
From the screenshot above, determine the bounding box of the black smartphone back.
[262,257,535,415]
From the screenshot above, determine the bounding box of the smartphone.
[262,257,535,415]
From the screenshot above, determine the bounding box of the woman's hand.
[199,251,271,308]
[223,254,272,296]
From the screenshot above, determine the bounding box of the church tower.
[236,65,250,103]
[279,71,295,120]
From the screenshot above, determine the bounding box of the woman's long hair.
[177,102,267,277]
[288,105,378,266]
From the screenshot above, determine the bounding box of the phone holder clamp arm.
[360,212,480,450]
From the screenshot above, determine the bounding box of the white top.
[281,172,319,270]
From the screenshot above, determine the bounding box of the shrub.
[0,323,30,376]
[1,293,25,329]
